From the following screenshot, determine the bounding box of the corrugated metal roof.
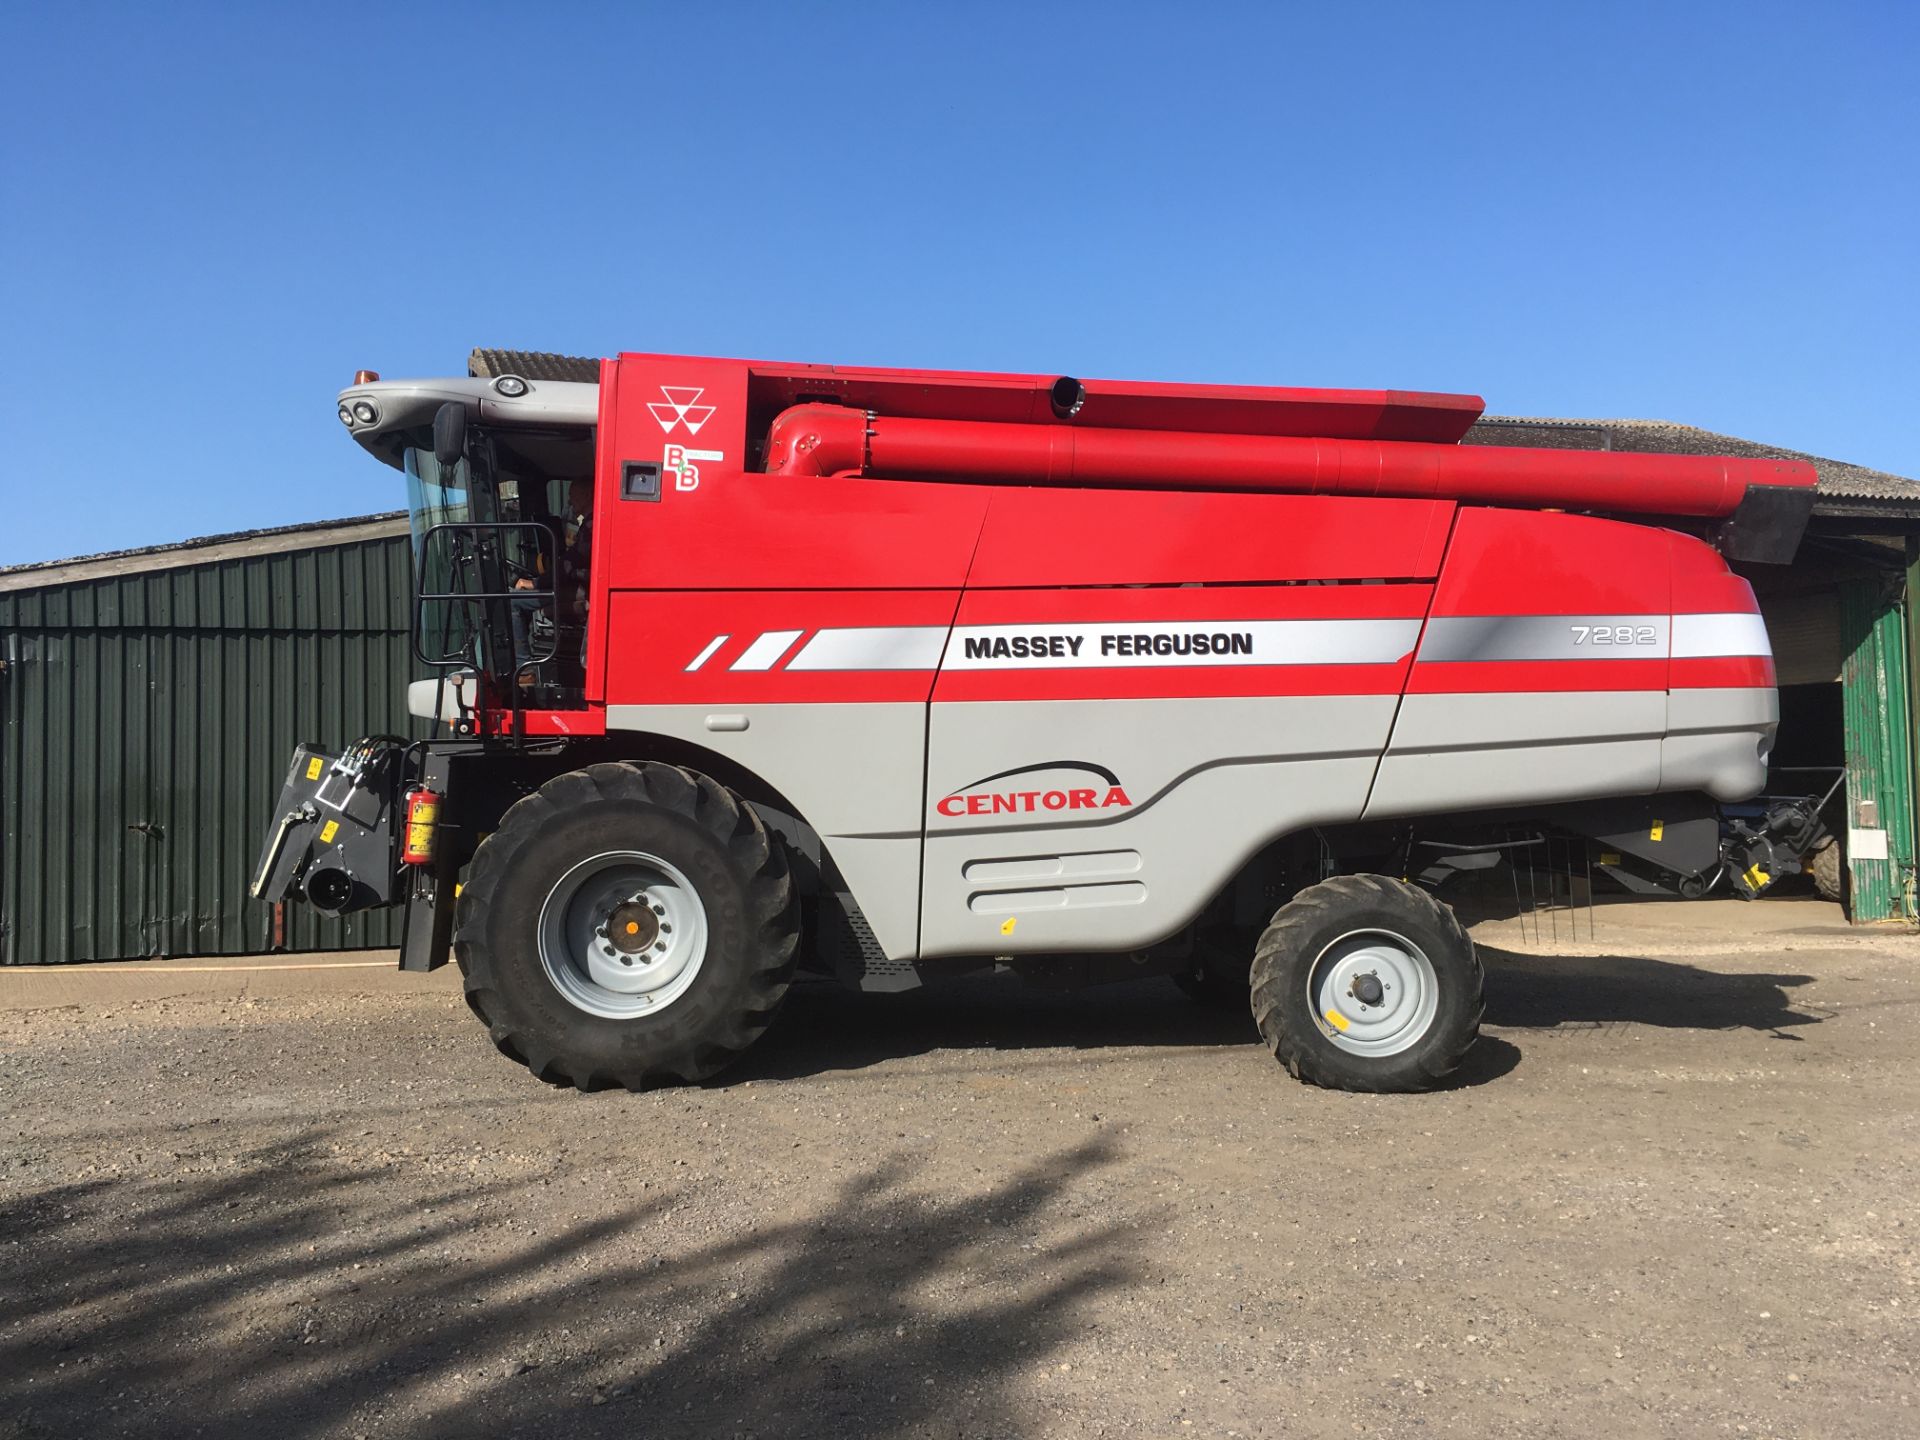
[0,513,409,593]
[1468,417,1920,515]
[468,348,602,383]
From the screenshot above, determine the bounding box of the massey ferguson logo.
[647,385,717,436]
[935,761,1133,818]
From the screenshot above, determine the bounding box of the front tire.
[1250,875,1482,1093]
[456,762,799,1090]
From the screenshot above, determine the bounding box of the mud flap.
[397,748,459,972]
[818,892,921,992]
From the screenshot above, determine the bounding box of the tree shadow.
[1480,946,1825,1037]
[0,1128,1137,1439]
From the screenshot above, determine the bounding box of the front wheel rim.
[537,850,709,1019]
[1306,928,1439,1057]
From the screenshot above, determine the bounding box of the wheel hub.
[537,851,709,1019]
[1308,928,1440,1057]
[605,901,659,955]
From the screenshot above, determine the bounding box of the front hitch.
[251,740,407,915]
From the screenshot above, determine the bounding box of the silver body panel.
[1366,686,1774,817]
[1366,690,1668,817]
[1661,686,1779,801]
[919,696,1398,958]
[605,703,926,960]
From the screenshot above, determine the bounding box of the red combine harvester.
[253,350,1815,1093]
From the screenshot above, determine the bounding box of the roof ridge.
[1468,416,1918,501]
[0,512,408,584]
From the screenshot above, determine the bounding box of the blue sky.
[2,1,1915,566]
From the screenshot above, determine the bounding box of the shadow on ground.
[1480,947,1823,1037]
[733,971,1262,1083]
[733,940,1827,1089]
[1,1130,1134,1439]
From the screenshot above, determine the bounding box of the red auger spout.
[764,401,1816,520]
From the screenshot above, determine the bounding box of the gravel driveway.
[2,899,1915,1438]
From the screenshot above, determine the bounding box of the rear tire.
[1250,875,1482,1093]
[456,762,799,1090]
[1809,836,1845,905]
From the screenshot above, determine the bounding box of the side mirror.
[432,402,468,468]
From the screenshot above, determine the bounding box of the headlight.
[351,400,378,425]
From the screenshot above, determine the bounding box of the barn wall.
[0,536,421,963]
[1839,575,1917,923]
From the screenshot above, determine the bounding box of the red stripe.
[935,663,1412,703]
[1405,658,1670,694]
[1406,656,1773,694]
[1670,655,1776,689]
[509,710,609,736]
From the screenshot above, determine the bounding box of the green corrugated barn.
[0,515,420,963]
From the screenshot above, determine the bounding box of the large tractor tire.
[1250,874,1482,1093]
[1808,836,1846,905]
[455,762,799,1090]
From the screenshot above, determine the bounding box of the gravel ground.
[2,900,1916,1439]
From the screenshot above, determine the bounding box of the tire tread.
[1250,874,1482,1093]
[455,761,798,1091]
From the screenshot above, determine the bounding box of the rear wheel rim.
[1306,927,1439,1057]
[537,850,709,1019]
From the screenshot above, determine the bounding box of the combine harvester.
[254,350,1815,1092]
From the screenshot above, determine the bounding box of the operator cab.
[336,369,600,720]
